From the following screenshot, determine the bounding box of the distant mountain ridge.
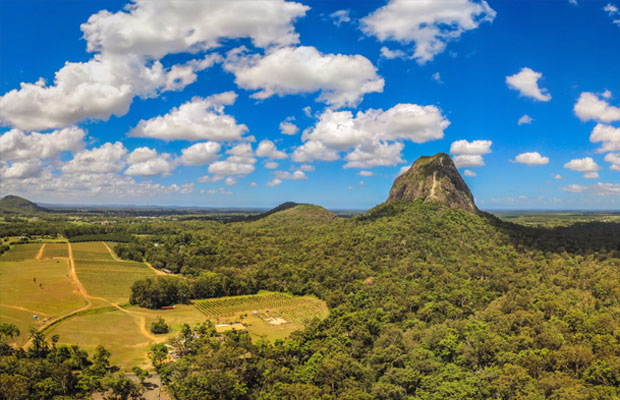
[387,153,479,213]
[0,195,48,213]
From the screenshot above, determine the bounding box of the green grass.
[75,259,156,303]
[0,243,43,261]
[71,242,115,261]
[42,243,68,258]
[0,258,85,344]
[193,292,329,341]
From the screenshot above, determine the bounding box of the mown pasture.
[71,241,115,261]
[0,243,42,261]
[41,242,68,258]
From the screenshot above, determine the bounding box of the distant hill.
[387,153,479,213]
[0,195,48,214]
[246,202,337,223]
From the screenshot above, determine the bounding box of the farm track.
[29,242,161,345]
[35,243,46,260]
[102,242,123,262]
[0,304,50,316]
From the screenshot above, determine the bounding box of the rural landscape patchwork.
[1,0,620,399]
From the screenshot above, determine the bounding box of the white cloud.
[361,0,496,64]
[359,170,374,177]
[604,152,620,171]
[178,142,221,166]
[280,119,299,135]
[130,92,248,141]
[330,9,351,26]
[450,139,492,155]
[274,170,307,180]
[0,159,44,179]
[590,124,620,152]
[197,175,223,183]
[299,164,315,171]
[552,174,562,179]
[82,0,308,58]
[0,126,84,161]
[561,184,588,193]
[603,3,620,27]
[453,154,485,168]
[514,152,549,165]
[224,46,384,108]
[344,141,404,168]
[303,106,312,118]
[432,72,443,83]
[564,157,599,178]
[294,103,448,166]
[593,182,620,196]
[125,154,174,177]
[207,143,256,177]
[380,47,406,60]
[506,67,551,101]
[264,161,279,169]
[602,89,612,99]
[256,140,287,159]
[463,169,477,177]
[398,165,410,176]
[518,114,534,125]
[224,177,237,186]
[62,142,127,174]
[574,92,620,123]
[266,178,282,187]
[249,182,257,187]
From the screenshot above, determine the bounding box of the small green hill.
[0,195,48,214]
[247,202,337,224]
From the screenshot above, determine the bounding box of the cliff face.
[387,153,478,213]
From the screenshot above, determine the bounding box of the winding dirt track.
[31,242,162,344]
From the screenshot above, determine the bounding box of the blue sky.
[1,0,619,209]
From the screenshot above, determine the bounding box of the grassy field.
[0,257,84,344]
[42,242,68,258]
[194,292,329,341]
[71,241,115,261]
[0,243,43,261]
[75,259,156,303]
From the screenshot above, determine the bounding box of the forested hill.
[0,194,48,214]
[111,197,620,399]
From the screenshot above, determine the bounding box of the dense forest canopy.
[1,197,620,399]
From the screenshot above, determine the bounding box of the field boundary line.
[102,242,124,262]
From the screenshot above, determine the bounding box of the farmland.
[71,241,115,261]
[194,292,329,341]
[0,242,43,261]
[41,242,68,258]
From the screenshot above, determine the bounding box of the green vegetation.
[0,243,42,261]
[150,317,169,334]
[1,194,619,399]
[68,232,133,242]
[41,242,68,258]
[0,194,48,213]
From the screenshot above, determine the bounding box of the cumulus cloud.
[274,170,307,180]
[593,182,620,196]
[266,178,282,187]
[264,161,279,169]
[0,0,307,131]
[293,104,449,165]
[125,155,174,177]
[130,92,248,141]
[361,0,496,64]
[574,92,620,123]
[518,114,533,125]
[299,164,315,171]
[0,126,84,161]
[590,124,620,153]
[224,177,237,186]
[280,119,299,135]
[344,141,404,168]
[450,139,491,168]
[178,142,221,166]
[564,157,599,178]
[514,152,549,165]
[603,3,620,27]
[450,139,492,155]
[463,169,477,177]
[62,142,127,174]
[0,159,44,179]
[207,143,256,177]
[256,140,287,159]
[604,152,620,171]
[359,170,374,177]
[506,67,551,101]
[224,46,384,108]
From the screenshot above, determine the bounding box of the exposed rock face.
[387,153,478,213]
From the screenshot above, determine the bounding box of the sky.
[0,0,619,210]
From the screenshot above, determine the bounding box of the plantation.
[71,241,115,261]
[75,259,157,303]
[0,242,42,261]
[41,242,68,258]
